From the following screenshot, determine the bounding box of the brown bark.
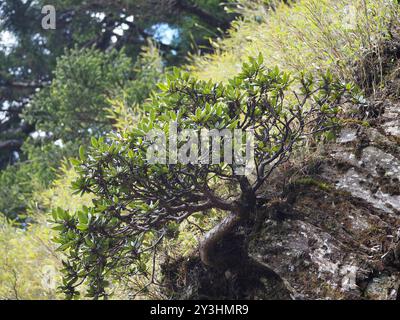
[0,139,23,150]
[199,177,257,268]
[199,210,242,267]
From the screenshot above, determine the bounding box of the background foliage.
[0,0,399,299]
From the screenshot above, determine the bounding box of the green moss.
[293,177,333,192]
[343,119,371,127]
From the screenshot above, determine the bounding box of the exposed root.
[199,210,242,267]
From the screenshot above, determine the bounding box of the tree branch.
[0,139,23,150]
[175,0,231,29]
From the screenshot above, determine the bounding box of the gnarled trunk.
[199,176,256,268]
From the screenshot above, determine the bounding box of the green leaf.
[70,158,81,166]
[325,131,336,141]
[57,207,69,220]
[52,225,65,231]
[91,137,98,148]
[157,82,168,91]
[51,209,58,221]
[77,211,88,224]
[76,224,88,231]
[257,53,264,65]
[79,145,86,161]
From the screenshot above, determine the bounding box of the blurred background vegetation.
[0,0,398,299]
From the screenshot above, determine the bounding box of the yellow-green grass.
[191,0,399,89]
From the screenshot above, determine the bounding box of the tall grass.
[191,0,399,93]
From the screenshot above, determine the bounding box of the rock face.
[248,100,400,300]
[162,99,400,300]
